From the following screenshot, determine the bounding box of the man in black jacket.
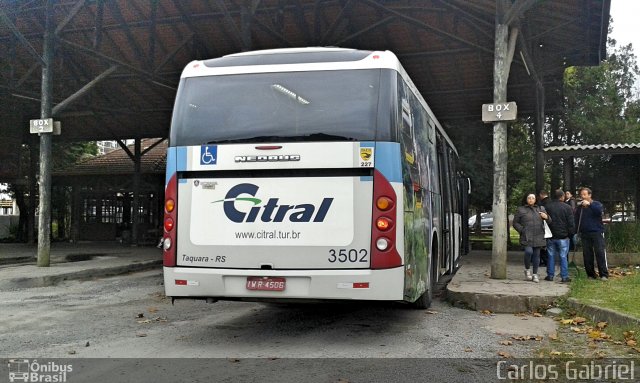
[544,189,576,282]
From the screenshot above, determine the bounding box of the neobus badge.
[235,155,300,162]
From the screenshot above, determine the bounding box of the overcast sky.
[609,0,640,92]
[609,0,639,52]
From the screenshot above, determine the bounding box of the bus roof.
[181,47,457,156]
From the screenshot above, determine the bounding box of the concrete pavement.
[447,250,570,313]
[0,242,161,290]
[0,243,620,321]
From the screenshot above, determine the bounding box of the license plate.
[246,276,286,291]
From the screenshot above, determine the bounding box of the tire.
[412,241,437,309]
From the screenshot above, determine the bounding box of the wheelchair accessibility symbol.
[200,145,218,165]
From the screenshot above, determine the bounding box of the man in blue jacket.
[575,188,609,280]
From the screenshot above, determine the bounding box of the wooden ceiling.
[0,0,610,178]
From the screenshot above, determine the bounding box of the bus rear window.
[170,69,387,146]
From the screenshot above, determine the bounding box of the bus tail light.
[376,196,393,211]
[376,217,392,231]
[163,174,178,267]
[371,169,402,269]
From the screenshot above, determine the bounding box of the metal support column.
[534,83,545,193]
[37,0,54,267]
[131,138,141,245]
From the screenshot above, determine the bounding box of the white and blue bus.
[162,48,468,308]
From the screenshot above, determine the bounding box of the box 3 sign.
[481,102,517,123]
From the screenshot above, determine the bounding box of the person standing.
[513,193,551,283]
[544,189,576,283]
[565,191,577,212]
[575,187,609,280]
[565,190,578,250]
[537,190,550,266]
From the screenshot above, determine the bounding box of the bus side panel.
[396,79,434,303]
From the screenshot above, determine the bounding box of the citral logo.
[213,183,333,223]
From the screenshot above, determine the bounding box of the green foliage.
[52,141,98,171]
[506,121,537,212]
[605,223,640,252]
[447,123,493,211]
[563,42,640,145]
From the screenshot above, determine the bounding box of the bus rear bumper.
[164,266,405,301]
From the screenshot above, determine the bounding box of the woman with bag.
[513,193,552,283]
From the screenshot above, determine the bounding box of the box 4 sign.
[481,102,517,123]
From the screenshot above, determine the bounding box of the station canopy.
[0,0,609,146]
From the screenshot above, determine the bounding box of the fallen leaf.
[571,327,586,333]
[596,321,608,329]
[563,352,575,357]
[514,312,527,317]
[588,330,602,339]
[464,347,473,352]
[426,310,438,315]
[534,336,544,341]
[498,351,512,358]
[560,319,573,325]
[148,307,158,313]
[549,351,562,356]
[480,310,492,315]
[137,319,152,324]
[500,340,513,346]
[626,340,637,347]
[572,317,587,325]
[549,333,558,341]
[533,313,543,317]
[633,348,640,354]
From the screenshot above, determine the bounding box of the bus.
[162,48,468,308]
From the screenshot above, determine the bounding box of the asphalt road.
[0,270,559,382]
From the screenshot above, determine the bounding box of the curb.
[446,287,564,313]
[0,260,162,290]
[565,298,640,328]
[0,256,36,266]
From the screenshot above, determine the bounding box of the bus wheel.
[412,241,437,309]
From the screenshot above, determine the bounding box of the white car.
[468,212,493,229]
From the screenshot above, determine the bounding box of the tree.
[7,140,97,242]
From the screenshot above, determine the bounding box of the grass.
[568,266,640,319]
[469,227,520,250]
[606,222,640,252]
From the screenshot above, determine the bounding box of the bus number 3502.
[328,249,368,263]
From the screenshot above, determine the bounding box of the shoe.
[600,276,608,281]
[561,278,571,283]
[544,276,554,281]
[524,269,532,281]
[532,274,540,283]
